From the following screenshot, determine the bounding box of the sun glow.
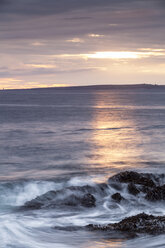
[55,49,165,60]
[26,64,57,69]
[0,78,68,90]
[86,51,140,59]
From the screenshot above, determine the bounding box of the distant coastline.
[1,83,165,92]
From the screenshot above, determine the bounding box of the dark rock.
[60,194,83,207]
[22,190,96,210]
[87,213,165,234]
[57,193,96,207]
[145,185,165,201]
[109,171,156,187]
[21,183,109,210]
[81,193,96,207]
[22,190,57,209]
[128,183,140,195]
[140,185,151,194]
[23,201,43,210]
[111,193,124,203]
[67,184,108,196]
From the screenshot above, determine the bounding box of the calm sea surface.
[0,86,165,248]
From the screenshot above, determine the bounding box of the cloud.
[66,38,84,43]
[31,42,45,46]
[1,0,163,19]
[88,34,104,38]
[53,49,165,60]
[26,64,57,69]
[0,0,165,88]
[0,0,112,16]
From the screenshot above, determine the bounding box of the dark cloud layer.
[0,0,163,16]
[0,0,164,41]
[0,0,114,15]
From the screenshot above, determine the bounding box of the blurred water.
[0,86,165,247]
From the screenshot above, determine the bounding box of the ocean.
[0,85,165,248]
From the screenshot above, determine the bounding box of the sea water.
[0,86,165,248]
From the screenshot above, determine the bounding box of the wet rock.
[128,183,140,195]
[81,193,96,207]
[21,183,109,210]
[22,190,57,209]
[109,171,156,187]
[58,193,96,208]
[68,183,108,197]
[23,200,43,209]
[145,185,165,201]
[139,185,151,194]
[87,213,165,234]
[111,193,124,203]
[22,189,96,210]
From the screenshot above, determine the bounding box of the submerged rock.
[128,183,140,195]
[81,193,96,207]
[109,171,156,187]
[111,193,125,203]
[145,185,165,201]
[87,213,165,234]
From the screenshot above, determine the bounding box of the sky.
[0,0,165,89]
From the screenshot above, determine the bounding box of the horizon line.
[0,83,164,91]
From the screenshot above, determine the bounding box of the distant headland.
[0,83,165,91]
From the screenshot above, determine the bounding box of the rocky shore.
[87,213,165,234]
[21,170,165,235]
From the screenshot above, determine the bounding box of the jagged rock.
[111,193,124,203]
[87,213,165,234]
[23,190,56,209]
[22,186,97,210]
[128,183,140,195]
[145,185,165,201]
[109,171,156,187]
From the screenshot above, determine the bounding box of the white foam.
[0,181,61,206]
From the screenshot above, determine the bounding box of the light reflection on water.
[88,91,144,173]
[86,239,124,248]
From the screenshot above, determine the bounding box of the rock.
[23,200,43,209]
[22,189,96,210]
[21,183,109,210]
[58,193,96,208]
[109,171,156,187]
[87,213,165,234]
[145,185,165,201]
[111,193,124,203]
[81,193,96,207]
[67,183,108,196]
[128,183,140,195]
[22,190,57,209]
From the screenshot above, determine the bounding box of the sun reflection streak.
[87,239,124,248]
[88,91,143,172]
